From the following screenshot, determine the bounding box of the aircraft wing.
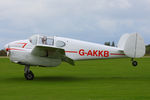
[31,45,75,65]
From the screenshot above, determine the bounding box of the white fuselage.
[5,36,126,67]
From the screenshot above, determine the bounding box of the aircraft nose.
[4,44,9,51]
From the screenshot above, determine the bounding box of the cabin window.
[29,35,54,46]
[56,41,66,47]
[38,36,54,45]
[47,38,54,45]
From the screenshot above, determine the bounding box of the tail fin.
[118,33,145,58]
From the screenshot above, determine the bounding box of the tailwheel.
[132,61,138,67]
[24,65,34,80]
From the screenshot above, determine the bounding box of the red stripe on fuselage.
[65,51,78,53]
[65,51,125,56]
[110,53,125,55]
[6,48,25,51]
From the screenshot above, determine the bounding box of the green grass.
[0,58,150,100]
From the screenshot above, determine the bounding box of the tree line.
[146,44,150,55]
[104,41,115,47]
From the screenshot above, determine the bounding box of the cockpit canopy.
[29,35,54,46]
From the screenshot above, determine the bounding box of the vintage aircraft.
[4,33,145,80]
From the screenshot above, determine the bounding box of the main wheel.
[24,71,34,80]
[132,61,138,67]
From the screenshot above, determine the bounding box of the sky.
[0,0,150,49]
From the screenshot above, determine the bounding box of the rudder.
[118,33,145,58]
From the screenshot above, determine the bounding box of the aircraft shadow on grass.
[6,76,148,82]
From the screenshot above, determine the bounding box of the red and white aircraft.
[4,33,145,80]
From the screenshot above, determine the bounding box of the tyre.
[24,71,34,80]
[132,61,138,67]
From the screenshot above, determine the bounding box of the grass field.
[0,58,150,100]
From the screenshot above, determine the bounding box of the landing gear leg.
[131,58,138,67]
[24,65,34,80]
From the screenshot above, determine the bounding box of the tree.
[0,49,7,56]
[111,41,115,47]
[146,45,150,55]
[104,41,115,47]
[104,42,110,46]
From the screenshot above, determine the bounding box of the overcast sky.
[0,0,150,49]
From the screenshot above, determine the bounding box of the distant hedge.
[146,45,150,56]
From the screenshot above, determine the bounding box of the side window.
[38,37,54,45]
[38,37,45,45]
[56,41,66,47]
[47,38,54,45]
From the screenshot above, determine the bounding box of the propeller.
[7,45,11,57]
[7,50,9,56]
[4,44,10,57]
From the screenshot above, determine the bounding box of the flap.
[31,45,75,65]
[31,45,65,59]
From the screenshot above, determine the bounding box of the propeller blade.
[7,52,9,56]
